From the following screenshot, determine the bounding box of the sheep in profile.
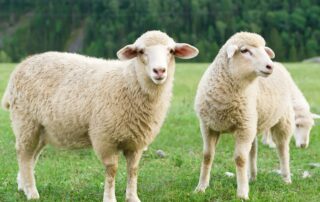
[1,30,199,202]
[194,32,294,200]
[262,69,320,148]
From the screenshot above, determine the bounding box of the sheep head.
[294,112,320,148]
[117,30,199,85]
[225,32,275,80]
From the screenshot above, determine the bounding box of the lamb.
[194,32,295,200]
[1,30,199,202]
[262,71,320,148]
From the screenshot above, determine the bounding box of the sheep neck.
[217,56,258,94]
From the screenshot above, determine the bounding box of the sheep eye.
[240,49,249,54]
[296,124,300,128]
[138,50,144,54]
[170,49,175,54]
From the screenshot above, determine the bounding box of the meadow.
[0,62,319,201]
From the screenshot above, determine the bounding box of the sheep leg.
[17,152,40,200]
[234,129,256,200]
[102,154,119,202]
[32,138,46,166]
[262,130,276,148]
[91,131,119,202]
[13,117,41,200]
[249,137,257,181]
[124,149,143,202]
[195,121,220,193]
[18,138,45,192]
[271,117,293,184]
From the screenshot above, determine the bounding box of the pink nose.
[153,68,166,77]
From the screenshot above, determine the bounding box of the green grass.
[1,62,320,201]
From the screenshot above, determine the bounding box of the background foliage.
[0,0,319,62]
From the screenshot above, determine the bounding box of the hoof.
[26,189,40,200]
[249,171,257,182]
[18,184,24,191]
[126,196,141,202]
[249,175,256,182]
[103,197,117,202]
[237,193,249,200]
[283,177,292,184]
[17,173,23,191]
[194,183,208,193]
[237,187,249,200]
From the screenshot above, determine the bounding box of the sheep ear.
[265,47,275,59]
[117,45,137,60]
[226,45,238,58]
[311,113,320,119]
[174,43,199,59]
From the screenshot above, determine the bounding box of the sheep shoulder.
[195,60,256,132]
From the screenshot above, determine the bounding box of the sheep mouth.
[296,143,308,149]
[155,77,165,81]
[258,70,272,76]
[152,76,166,84]
[153,76,166,81]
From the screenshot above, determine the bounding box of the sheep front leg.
[124,149,143,202]
[234,129,256,200]
[195,121,220,193]
[249,137,257,181]
[103,154,119,202]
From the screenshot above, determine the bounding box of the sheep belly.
[42,123,91,149]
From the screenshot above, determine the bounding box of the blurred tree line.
[0,0,319,62]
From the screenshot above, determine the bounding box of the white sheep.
[1,30,199,202]
[194,32,294,200]
[262,70,320,148]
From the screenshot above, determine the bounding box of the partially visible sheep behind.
[194,32,294,200]
[262,67,320,148]
[1,30,199,202]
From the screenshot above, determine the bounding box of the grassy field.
[0,62,320,202]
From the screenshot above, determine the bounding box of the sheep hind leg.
[17,138,45,192]
[271,117,294,184]
[195,120,220,193]
[262,130,276,148]
[248,137,257,181]
[17,147,41,200]
[124,149,143,202]
[13,118,41,200]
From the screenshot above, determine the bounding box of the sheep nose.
[266,64,273,70]
[153,68,166,77]
[299,143,307,148]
